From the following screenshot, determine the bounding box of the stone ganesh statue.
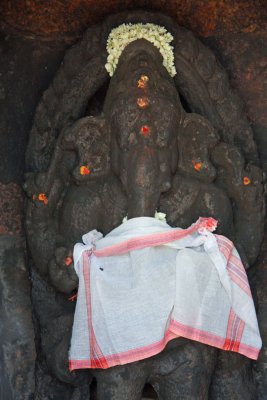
[25,12,265,399]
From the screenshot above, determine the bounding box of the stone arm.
[161,113,264,267]
[24,151,79,294]
[162,113,234,235]
[24,116,110,293]
[177,113,265,265]
[211,142,265,266]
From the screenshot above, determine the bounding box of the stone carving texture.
[0,183,23,235]
[24,11,265,399]
[0,236,36,400]
[1,0,267,38]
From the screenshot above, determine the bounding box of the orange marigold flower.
[137,97,149,108]
[80,166,90,175]
[38,193,48,204]
[192,160,202,171]
[65,256,73,266]
[137,75,149,89]
[243,176,251,185]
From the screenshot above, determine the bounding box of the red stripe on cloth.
[224,308,235,344]
[215,235,252,297]
[218,243,231,260]
[223,308,245,352]
[230,253,245,269]
[83,252,109,368]
[93,220,205,258]
[215,235,233,256]
[226,270,252,297]
[69,329,177,371]
[216,237,233,263]
[69,317,260,371]
[228,259,247,280]
[228,261,250,285]
[215,234,233,247]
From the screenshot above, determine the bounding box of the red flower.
[65,256,73,266]
[198,217,218,232]
[140,125,150,136]
[80,166,90,175]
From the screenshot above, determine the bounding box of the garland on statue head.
[105,23,177,77]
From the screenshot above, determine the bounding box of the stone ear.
[177,113,219,182]
[62,115,110,179]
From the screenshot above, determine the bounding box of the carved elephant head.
[103,40,182,217]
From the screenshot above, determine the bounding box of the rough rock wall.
[1,0,267,38]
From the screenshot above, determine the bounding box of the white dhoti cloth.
[68,217,262,370]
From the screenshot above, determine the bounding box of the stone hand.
[48,246,78,293]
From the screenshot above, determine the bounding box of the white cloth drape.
[69,217,262,370]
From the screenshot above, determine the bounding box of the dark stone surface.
[1,0,267,38]
[0,183,23,235]
[0,7,266,400]
[0,236,35,400]
[0,30,67,183]
[205,33,267,175]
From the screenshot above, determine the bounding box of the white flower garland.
[123,211,167,224]
[105,23,177,77]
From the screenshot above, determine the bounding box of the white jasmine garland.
[154,211,167,223]
[106,23,177,77]
[122,211,167,224]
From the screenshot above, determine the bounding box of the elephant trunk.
[124,146,161,218]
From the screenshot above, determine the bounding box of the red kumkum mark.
[140,125,150,136]
[243,176,251,185]
[192,160,202,171]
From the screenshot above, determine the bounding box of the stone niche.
[0,2,267,400]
